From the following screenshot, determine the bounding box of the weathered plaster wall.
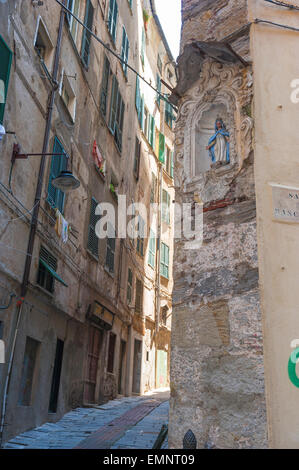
[169,0,267,449]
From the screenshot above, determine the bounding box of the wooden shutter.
[100,56,110,116]
[159,132,165,163]
[115,93,124,151]
[138,95,144,128]
[135,76,140,113]
[109,75,118,134]
[160,243,169,279]
[47,137,67,212]
[81,0,94,68]
[156,74,161,106]
[135,279,143,314]
[108,0,118,42]
[0,35,13,124]
[134,137,141,179]
[87,198,100,257]
[127,268,133,303]
[121,27,129,76]
[149,116,155,148]
[162,189,170,224]
[105,226,115,273]
[148,230,156,268]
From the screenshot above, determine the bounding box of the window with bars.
[160,242,170,279]
[107,332,116,373]
[108,0,118,43]
[162,189,170,224]
[109,76,125,152]
[148,230,156,269]
[127,268,133,304]
[100,55,111,117]
[135,279,143,314]
[133,137,141,180]
[87,198,101,258]
[105,224,116,273]
[81,0,94,68]
[47,137,68,212]
[121,27,129,77]
[37,246,57,293]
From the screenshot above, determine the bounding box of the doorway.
[132,339,142,394]
[84,326,103,404]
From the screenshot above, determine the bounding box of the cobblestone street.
[4,389,169,450]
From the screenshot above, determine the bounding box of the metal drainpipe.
[0,1,66,447]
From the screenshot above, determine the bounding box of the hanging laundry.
[55,209,69,243]
[92,140,104,169]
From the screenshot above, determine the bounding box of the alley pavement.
[4,389,169,450]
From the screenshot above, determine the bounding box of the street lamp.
[11,143,80,192]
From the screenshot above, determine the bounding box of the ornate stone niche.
[178,60,253,190]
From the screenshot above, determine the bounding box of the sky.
[155,0,181,60]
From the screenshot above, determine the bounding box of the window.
[133,137,141,180]
[18,337,40,406]
[135,279,143,314]
[127,268,133,304]
[136,216,145,257]
[159,132,165,164]
[121,27,129,77]
[148,115,155,148]
[148,230,156,268]
[143,107,149,137]
[108,0,118,43]
[37,246,57,293]
[141,27,145,66]
[0,321,3,340]
[162,189,170,224]
[150,172,157,203]
[59,71,76,121]
[66,0,80,42]
[48,339,64,413]
[109,76,125,151]
[47,137,68,212]
[81,0,94,68]
[0,35,13,124]
[160,242,170,279]
[135,76,144,128]
[107,332,116,373]
[34,17,54,70]
[128,0,133,8]
[87,198,101,258]
[100,56,111,117]
[105,224,116,273]
[157,54,162,74]
[165,97,174,129]
[165,146,171,175]
[156,74,161,106]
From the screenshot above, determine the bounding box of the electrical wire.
[254,17,299,33]
[264,0,299,11]
[54,0,178,112]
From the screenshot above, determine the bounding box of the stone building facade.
[0,0,175,444]
[169,0,268,449]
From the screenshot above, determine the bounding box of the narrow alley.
[4,390,169,450]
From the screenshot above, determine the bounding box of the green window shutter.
[47,137,67,212]
[149,116,155,148]
[0,35,13,124]
[100,56,110,117]
[170,151,174,178]
[148,230,156,268]
[134,137,141,179]
[138,95,144,128]
[159,132,165,163]
[87,198,100,257]
[81,0,94,68]
[160,243,169,279]
[121,27,129,76]
[108,0,118,42]
[115,94,124,151]
[109,75,118,134]
[135,76,140,113]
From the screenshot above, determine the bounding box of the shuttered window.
[108,0,118,43]
[47,137,68,212]
[37,246,57,293]
[148,115,155,148]
[0,35,13,124]
[160,243,169,279]
[165,97,174,129]
[81,0,94,68]
[133,137,141,180]
[100,56,110,117]
[156,74,161,106]
[162,189,170,224]
[135,76,144,129]
[121,27,129,76]
[159,132,165,163]
[105,224,116,273]
[127,268,133,304]
[135,279,143,314]
[109,76,125,152]
[87,198,101,258]
[66,0,80,42]
[148,230,156,268]
[136,216,145,257]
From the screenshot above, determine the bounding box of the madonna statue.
[206,118,230,166]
